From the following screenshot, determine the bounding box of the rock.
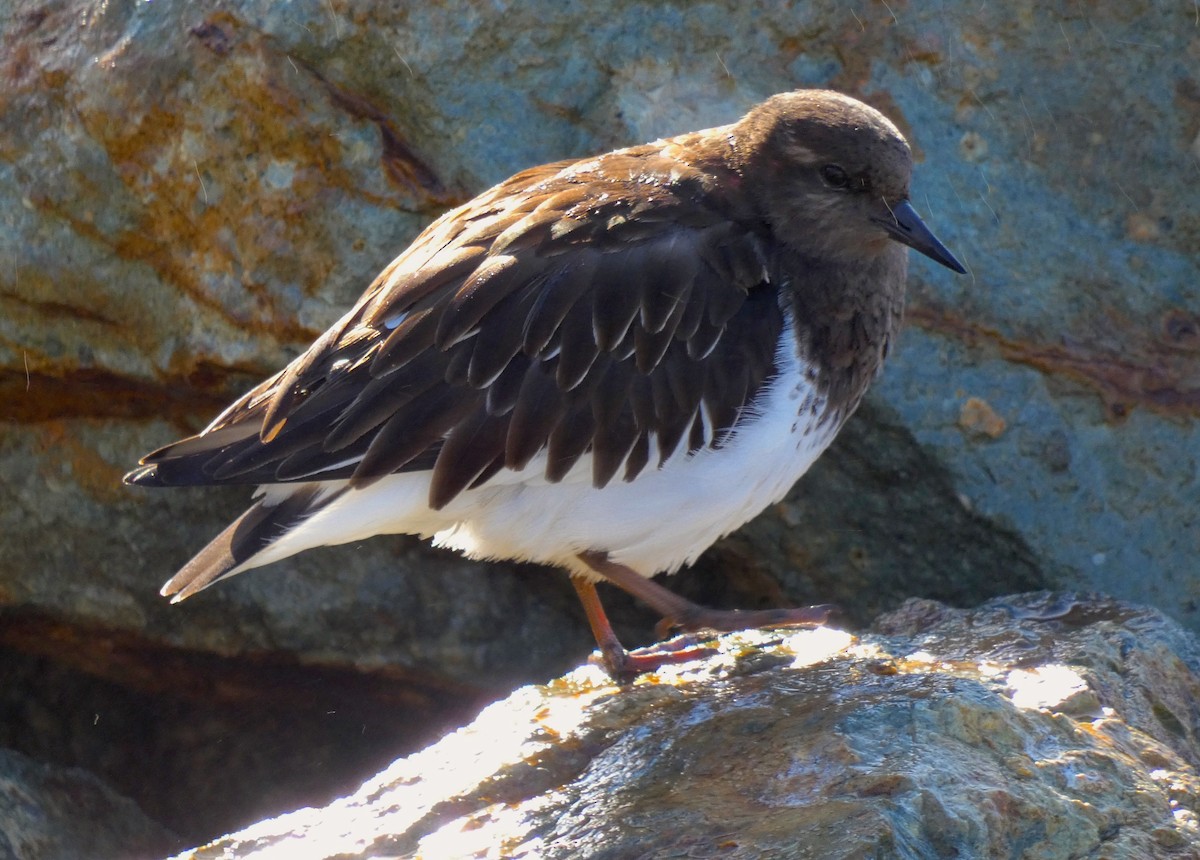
[173,594,1200,859]
[0,629,489,848]
[4,0,1198,678]
[0,747,177,860]
[1,0,1197,846]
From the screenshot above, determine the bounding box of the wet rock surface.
[177,595,1200,860]
[1,0,1196,849]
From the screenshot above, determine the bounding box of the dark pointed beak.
[873,200,966,274]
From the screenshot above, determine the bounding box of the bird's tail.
[160,485,343,602]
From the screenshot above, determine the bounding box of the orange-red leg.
[570,577,714,680]
[572,552,833,679]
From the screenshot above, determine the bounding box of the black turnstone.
[126,90,965,679]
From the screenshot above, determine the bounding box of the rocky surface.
[173,594,1200,859]
[1,0,1197,848]
[0,747,176,860]
[0,624,490,850]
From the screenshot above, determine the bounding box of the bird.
[125,89,965,680]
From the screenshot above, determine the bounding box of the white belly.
[248,314,842,579]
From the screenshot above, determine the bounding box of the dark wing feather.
[126,144,788,511]
[352,386,478,486]
[555,297,601,390]
[504,362,566,470]
[467,289,539,388]
[546,403,595,482]
[158,485,342,601]
[429,406,511,509]
[372,307,438,375]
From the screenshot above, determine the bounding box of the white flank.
[230,308,841,581]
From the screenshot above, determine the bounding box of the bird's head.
[734,89,965,274]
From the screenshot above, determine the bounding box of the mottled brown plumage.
[126,90,964,679]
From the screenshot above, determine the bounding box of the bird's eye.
[820,164,850,189]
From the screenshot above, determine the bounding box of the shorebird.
[126,90,965,678]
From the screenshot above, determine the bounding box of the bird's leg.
[570,576,714,680]
[577,551,833,640]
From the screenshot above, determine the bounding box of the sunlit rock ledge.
[173,594,1200,860]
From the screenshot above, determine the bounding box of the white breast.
[245,308,841,580]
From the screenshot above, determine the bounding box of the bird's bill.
[873,200,966,274]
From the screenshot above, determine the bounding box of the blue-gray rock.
[1,0,1197,844]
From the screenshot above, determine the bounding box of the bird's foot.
[654,603,835,639]
[590,633,717,682]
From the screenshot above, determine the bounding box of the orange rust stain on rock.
[1125,212,1162,243]
[0,7,59,90]
[314,68,462,208]
[30,420,130,503]
[907,305,1200,421]
[0,289,120,326]
[905,31,947,66]
[959,397,1007,438]
[1,367,233,426]
[56,11,454,348]
[79,31,330,341]
[0,610,482,708]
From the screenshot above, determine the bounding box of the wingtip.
[123,465,160,487]
[160,576,184,601]
[161,570,208,603]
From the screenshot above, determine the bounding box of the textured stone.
[174,595,1200,859]
[0,624,489,847]
[1,0,1197,845]
[0,747,176,860]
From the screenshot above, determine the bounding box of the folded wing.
[127,150,785,511]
